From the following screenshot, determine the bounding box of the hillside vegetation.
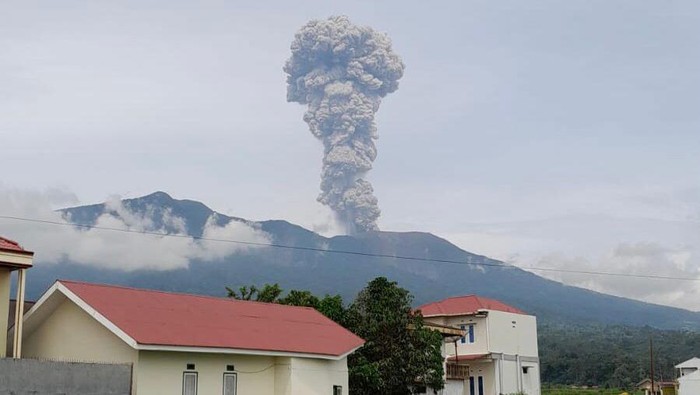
[539,323,700,388]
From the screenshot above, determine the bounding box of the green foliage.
[225,283,283,302]
[539,322,700,389]
[226,278,445,394]
[345,277,444,395]
[279,289,320,307]
[541,385,643,394]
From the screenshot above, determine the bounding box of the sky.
[1,0,699,310]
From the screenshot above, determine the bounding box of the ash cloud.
[284,16,404,234]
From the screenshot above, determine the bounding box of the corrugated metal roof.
[60,280,364,357]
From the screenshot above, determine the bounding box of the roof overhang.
[421,309,490,319]
[0,249,34,270]
[413,322,467,339]
[675,358,700,369]
[447,353,491,364]
[136,344,362,361]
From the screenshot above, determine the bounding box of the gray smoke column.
[284,16,405,234]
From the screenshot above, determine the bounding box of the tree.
[226,283,283,303]
[224,278,445,394]
[346,277,444,395]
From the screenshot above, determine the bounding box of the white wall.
[486,311,538,357]
[22,298,138,365]
[432,315,489,356]
[275,357,292,395]
[288,357,349,395]
[136,351,349,395]
[469,361,496,395]
[137,350,276,395]
[679,372,700,395]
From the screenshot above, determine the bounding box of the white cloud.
[0,186,271,271]
[440,214,700,311]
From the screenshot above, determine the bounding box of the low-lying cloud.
[0,186,271,271]
[441,214,700,311]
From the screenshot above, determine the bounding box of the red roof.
[0,237,33,255]
[59,280,364,358]
[417,295,525,317]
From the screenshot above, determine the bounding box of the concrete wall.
[288,356,348,395]
[0,269,10,358]
[274,357,293,395]
[136,351,348,395]
[487,311,538,357]
[23,298,138,365]
[0,357,132,395]
[679,372,700,395]
[136,350,276,395]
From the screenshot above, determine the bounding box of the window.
[223,372,237,395]
[333,385,343,395]
[183,372,198,395]
[477,376,484,395]
[461,324,475,344]
[469,377,475,395]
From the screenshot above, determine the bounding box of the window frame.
[182,371,198,395]
[223,372,238,395]
[333,385,343,395]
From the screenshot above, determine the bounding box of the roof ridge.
[57,279,320,311]
[0,236,20,245]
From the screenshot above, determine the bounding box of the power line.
[1,214,699,282]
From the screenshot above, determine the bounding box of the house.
[15,280,364,395]
[676,357,700,395]
[0,236,33,358]
[636,378,677,395]
[418,295,541,395]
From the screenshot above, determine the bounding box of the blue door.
[469,377,475,395]
[477,376,484,395]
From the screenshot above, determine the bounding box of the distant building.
[676,357,700,395]
[418,295,541,395]
[636,378,677,395]
[17,280,364,395]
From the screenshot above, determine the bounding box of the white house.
[14,280,364,395]
[418,295,541,395]
[676,357,700,395]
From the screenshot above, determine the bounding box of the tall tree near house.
[225,278,445,394]
[346,277,444,395]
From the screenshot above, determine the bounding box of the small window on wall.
[183,372,198,395]
[468,324,475,343]
[223,372,238,395]
[333,385,343,395]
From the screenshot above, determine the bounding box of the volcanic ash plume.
[284,16,404,234]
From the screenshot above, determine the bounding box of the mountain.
[24,191,700,330]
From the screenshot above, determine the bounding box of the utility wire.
[1,214,698,282]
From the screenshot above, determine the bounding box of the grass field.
[541,386,644,395]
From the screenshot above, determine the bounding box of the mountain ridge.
[23,191,698,330]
